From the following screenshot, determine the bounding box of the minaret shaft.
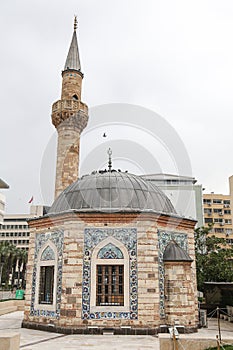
[61,70,83,100]
[52,20,88,199]
[55,120,80,198]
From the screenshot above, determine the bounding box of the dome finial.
[74,15,78,31]
[107,148,112,172]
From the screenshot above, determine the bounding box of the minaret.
[52,17,88,199]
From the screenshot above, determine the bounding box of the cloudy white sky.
[1,0,233,213]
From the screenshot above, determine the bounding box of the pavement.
[0,311,233,350]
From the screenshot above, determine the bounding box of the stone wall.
[164,261,197,327]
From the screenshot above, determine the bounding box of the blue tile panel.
[30,230,64,319]
[97,243,124,259]
[82,228,137,320]
[157,230,188,318]
[41,245,55,261]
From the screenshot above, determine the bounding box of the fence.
[0,290,15,300]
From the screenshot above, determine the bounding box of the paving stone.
[1,311,233,350]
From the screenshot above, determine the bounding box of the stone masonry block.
[0,333,20,350]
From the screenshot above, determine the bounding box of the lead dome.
[49,170,176,214]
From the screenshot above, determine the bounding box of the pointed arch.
[92,236,128,261]
[37,240,57,263]
[41,246,55,261]
[97,243,123,259]
[72,94,78,101]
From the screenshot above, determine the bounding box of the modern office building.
[141,173,204,228]
[203,176,233,244]
[0,206,46,250]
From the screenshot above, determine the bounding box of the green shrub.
[205,346,233,350]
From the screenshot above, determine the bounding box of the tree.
[0,241,14,286]
[0,241,28,289]
[195,225,233,291]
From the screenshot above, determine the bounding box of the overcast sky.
[1,0,233,214]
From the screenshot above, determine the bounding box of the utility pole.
[217,306,222,343]
[216,335,220,350]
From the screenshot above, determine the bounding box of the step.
[0,306,17,316]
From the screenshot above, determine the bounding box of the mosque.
[22,18,198,334]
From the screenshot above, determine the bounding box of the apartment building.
[203,176,233,244]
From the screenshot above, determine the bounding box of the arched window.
[72,94,78,101]
[35,243,57,308]
[96,244,124,306]
[90,237,129,313]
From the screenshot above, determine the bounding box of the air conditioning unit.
[220,222,225,226]
[199,309,207,328]
[219,213,223,216]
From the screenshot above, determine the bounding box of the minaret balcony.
[52,99,88,114]
[51,99,88,128]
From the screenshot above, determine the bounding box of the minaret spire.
[52,19,89,199]
[63,16,82,73]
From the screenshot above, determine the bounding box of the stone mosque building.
[23,18,198,334]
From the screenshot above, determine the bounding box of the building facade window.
[39,266,54,304]
[214,228,224,233]
[89,236,131,315]
[224,210,231,215]
[96,265,124,306]
[204,208,212,214]
[214,218,223,223]
[205,218,213,224]
[213,199,222,204]
[226,229,232,235]
[35,243,57,310]
[213,209,222,214]
[30,231,64,318]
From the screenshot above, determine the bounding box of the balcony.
[52,99,88,114]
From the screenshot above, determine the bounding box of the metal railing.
[0,290,15,300]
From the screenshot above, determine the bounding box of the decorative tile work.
[82,228,137,320]
[30,230,64,319]
[158,230,188,318]
[98,243,123,259]
[41,246,55,261]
